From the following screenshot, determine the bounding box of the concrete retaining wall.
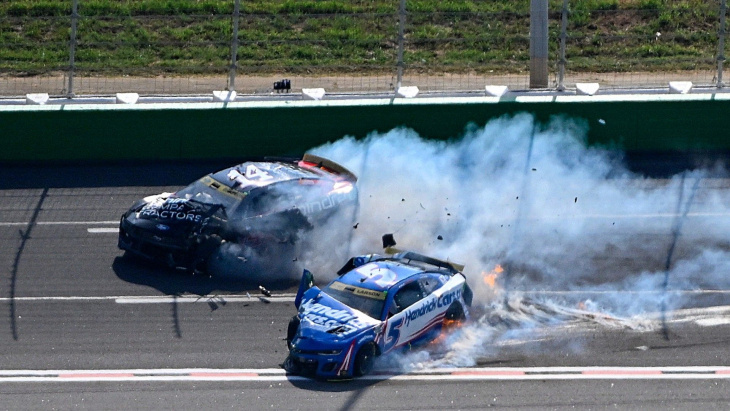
[2,93,729,163]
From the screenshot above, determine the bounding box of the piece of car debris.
[259,285,272,297]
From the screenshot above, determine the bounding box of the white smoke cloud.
[307,113,730,370]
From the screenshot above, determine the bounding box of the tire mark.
[661,172,701,340]
[9,187,48,341]
[172,295,182,338]
[502,121,537,301]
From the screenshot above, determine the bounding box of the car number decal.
[227,164,274,188]
[244,164,273,181]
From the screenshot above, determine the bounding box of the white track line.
[2,367,730,383]
[2,211,730,229]
[0,220,118,227]
[1,292,727,304]
[0,294,297,304]
[115,295,295,304]
[87,227,119,233]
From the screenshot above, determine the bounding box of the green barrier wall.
[2,96,729,163]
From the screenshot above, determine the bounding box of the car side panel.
[381,275,466,354]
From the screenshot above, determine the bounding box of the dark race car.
[118,154,358,275]
[284,238,473,379]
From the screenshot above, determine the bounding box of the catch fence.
[0,0,727,97]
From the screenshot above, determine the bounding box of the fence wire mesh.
[0,0,727,97]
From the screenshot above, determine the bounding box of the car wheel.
[445,302,465,321]
[191,262,209,277]
[286,315,300,350]
[353,343,376,377]
[190,234,223,276]
[283,354,301,375]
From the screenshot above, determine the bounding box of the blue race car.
[284,243,473,379]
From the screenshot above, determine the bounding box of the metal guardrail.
[0,0,727,97]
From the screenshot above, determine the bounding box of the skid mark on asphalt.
[8,187,48,341]
[661,173,702,340]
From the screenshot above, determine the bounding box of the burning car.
[118,154,358,275]
[284,238,472,379]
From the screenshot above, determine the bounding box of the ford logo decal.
[156,224,170,231]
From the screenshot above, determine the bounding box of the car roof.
[209,160,328,192]
[336,260,433,294]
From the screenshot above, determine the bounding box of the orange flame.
[429,318,463,346]
[482,264,503,289]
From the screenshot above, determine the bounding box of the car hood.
[130,193,225,228]
[296,288,380,344]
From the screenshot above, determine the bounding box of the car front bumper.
[118,216,192,267]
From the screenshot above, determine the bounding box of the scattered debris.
[574,197,578,203]
[382,233,397,248]
[353,223,359,229]
[437,235,443,240]
[206,296,226,311]
[259,285,272,297]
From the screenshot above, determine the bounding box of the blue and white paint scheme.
[286,251,472,379]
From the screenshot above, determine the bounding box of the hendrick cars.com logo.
[404,289,462,326]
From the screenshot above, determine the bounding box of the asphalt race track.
[1,160,730,410]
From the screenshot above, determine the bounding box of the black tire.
[353,343,376,377]
[286,316,300,350]
[189,257,210,276]
[189,234,223,276]
[282,354,301,375]
[445,302,465,321]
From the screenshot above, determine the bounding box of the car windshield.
[176,178,239,210]
[322,281,386,320]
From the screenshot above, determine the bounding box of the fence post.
[396,0,406,90]
[557,0,569,91]
[67,0,79,98]
[529,0,549,88]
[718,0,727,88]
[227,0,241,91]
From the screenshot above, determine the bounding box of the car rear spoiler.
[302,153,358,183]
[381,233,464,273]
[394,251,465,274]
